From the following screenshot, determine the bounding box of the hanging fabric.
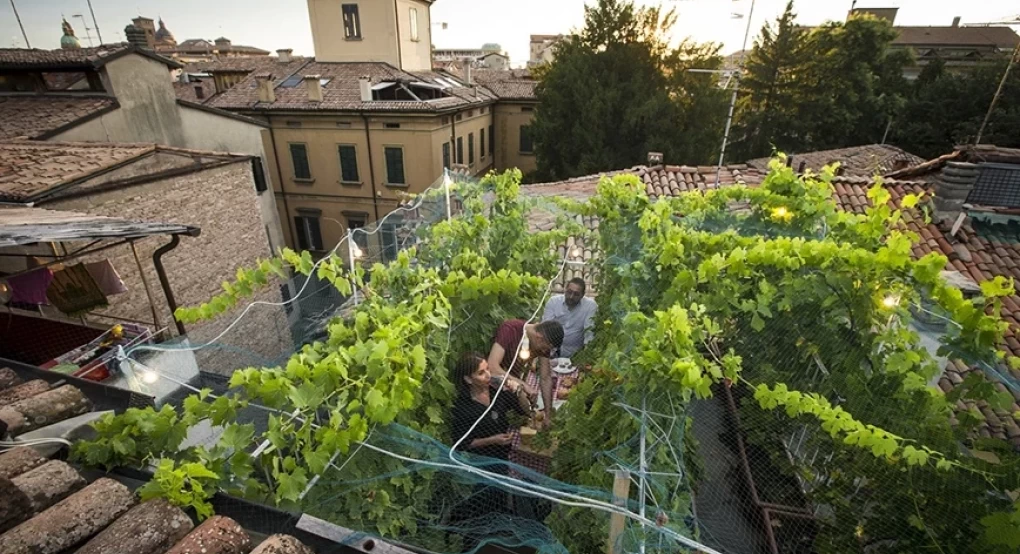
[47,263,107,315]
[85,260,128,296]
[6,267,54,306]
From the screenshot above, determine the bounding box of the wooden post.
[607,470,630,554]
[130,240,163,331]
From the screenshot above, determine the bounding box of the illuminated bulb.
[519,335,531,360]
[141,370,159,384]
[0,283,7,293]
[519,349,531,360]
[882,295,900,308]
[772,206,790,219]
[351,244,364,259]
[570,247,581,258]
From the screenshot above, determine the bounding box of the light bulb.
[0,283,7,293]
[352,244,363,259]
[519,349,531,360]
[141,370,159,384]
[882,295,900,308]
[570,247,581,258]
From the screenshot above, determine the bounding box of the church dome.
[60,19,81,49]
[155,18,175,43]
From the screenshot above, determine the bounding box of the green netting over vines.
[74,162,1020,554]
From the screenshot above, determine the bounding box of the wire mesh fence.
[91,164,1020,554]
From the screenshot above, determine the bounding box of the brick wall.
[48,161,293,375]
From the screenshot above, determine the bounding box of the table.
[509,364,580,474]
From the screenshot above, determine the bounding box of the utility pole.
[9,0,30,48]
[975,40,1020,145]
[86,0,103,44]
[714,0,756,184]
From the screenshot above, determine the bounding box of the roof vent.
[647,152,663,166]
[277,49,293,63]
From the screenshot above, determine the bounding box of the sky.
[2,0,1017,66]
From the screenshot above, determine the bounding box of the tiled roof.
[0,95,118,140]
[885,145,1020,181]
[172,79,217,104]
[208,60,495,112]
[747,144,923,177]
[185,55,307,75]
[0,206,197,246]
[0,44,181,70]
[471,68,534,83]
[0,141,250,203]
[484,80,538,100]
[893,26,1020,48]
[525,154,1020,448]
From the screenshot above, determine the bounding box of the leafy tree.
[732,10,910,159]
[532,0,727,180]
[731,1,809,160]
[890,55,1020,158]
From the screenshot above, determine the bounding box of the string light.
[351,244,364,259]
[519,335,531,360]
[570,247,582,258]
[141,370,159,384]
[882,295,900,308]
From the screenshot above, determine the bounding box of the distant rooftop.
[0,96,118,141]
[0,44,181,70]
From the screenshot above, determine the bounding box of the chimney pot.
[647,152,664,166]
[359,77,372,102]
[276,49,293,63]
[304,74,323,102]
[255,73,275,103]
[952,16,961,27]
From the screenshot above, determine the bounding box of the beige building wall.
[395,0,433,71]
[493,102,538,175]
[46,161,292,375]
[264,107,494,252]
[307,0,399,65]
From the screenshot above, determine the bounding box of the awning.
[0,206,199,247]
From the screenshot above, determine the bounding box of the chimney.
[304,74,323,102]
[952,16,961,27]
[462,59,473,85]
[124,24,149,49]
[359,77,372,102]
[255,73,275,103]
[277,49,293,63]
[933,161,979,220]
[647,152,663,166]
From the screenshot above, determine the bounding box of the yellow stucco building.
[204,0,539,255]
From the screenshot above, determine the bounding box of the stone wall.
[48,161,293,375]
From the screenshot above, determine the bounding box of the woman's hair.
[452,352,486,396]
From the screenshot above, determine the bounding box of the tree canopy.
[531,0,728,181]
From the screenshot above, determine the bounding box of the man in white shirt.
[542,278,597,358]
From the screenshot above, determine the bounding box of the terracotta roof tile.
[172,79,217,104]
[0,96,117,140]
[0,44,180,70]
[208,60,494,112]
[483,80,538,100]
[747,144,924,177]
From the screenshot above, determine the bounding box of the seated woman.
[450,352,532,463]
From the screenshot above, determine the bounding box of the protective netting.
[90,162,1020,554]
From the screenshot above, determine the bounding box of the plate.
[552,358,575,374]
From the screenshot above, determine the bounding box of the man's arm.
[583,301,597,346]
[487,342,507,378]
[539,356,553,425]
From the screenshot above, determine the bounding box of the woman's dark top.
[451,385,527,461]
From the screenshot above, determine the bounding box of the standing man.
[487,319,564,427]
[542,278,597,359]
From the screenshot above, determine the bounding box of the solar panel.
[966,164,1020,208]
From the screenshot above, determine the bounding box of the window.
[468,133,475,165]
[286,120,302,128]
[337,121,352,128]
[289,143,311,180]
[409,8,419,41]
[480,128,486,159]
[521,106,535,112]
[443,142,451,169]
[457,137,464,164]
[194,85,205,99]
[251,158,268,193]
[456,114,463,122]
[342,4,362,39]
[519,125,534,153]
[442,116,450,125]
[294,213,323,251]
[338,145,359,183]
[346,215,369,250]
[384,122,401,129]
[489,124,494,154]
[282,76,331,88]
[384,147,406,184]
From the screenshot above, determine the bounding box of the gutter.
[360,112,381,221]
[152,230,201,337]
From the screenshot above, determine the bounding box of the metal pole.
[715,0,757,184]
[10,0,30,48]
[975,41,1020,145]
[443,168,453,221]
[347,229,359,307]
[130,240,164,331]
[638,394,648,554]
[86,0,103,44]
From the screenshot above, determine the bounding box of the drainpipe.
[152,232,198,337]
[269,124,297,249]
[450,112,458,164]
[360,112,381,221]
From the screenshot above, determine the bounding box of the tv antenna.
[72,14,96,47]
